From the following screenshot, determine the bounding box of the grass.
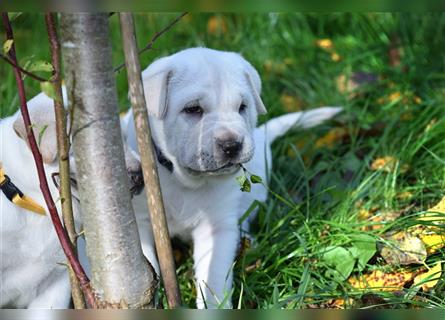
[1,13,445,309]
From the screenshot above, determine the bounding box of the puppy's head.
[13,93,60,166]
[142,48,267,182]
[13,92,144,197]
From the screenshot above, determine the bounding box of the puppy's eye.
[183,105,203,115]
[239,103,247,113]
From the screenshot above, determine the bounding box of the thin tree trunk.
[44,12,86,309]
[1,12,96,308]
[60,13,156,308]
[119,12,182,308]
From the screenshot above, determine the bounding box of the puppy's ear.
[142,57,171,119]
[243,61,267,115]
[13,93,58,164]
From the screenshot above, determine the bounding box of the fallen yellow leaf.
[397,191,413,200]
[315,127,347,149]
[207,15,228,35]
[316,38,334,50]
[425,118,437,132]
[327,298,354,309]
[370,156,409,173]
[388,91,402,103]
[349,269,415,291]
[280,94,303,112]
[413,96,422,104]
[380,231,427,265]
[420,233,445,254]
[331,52,341,62]
[359,210,401,231]
[263,60,286,75]
[413,262,442,291]
[418,195,445,222]
[370,156,397,172]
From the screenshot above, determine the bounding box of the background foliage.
[1,13,445,308]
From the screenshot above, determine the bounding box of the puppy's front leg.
[192,219,239,309]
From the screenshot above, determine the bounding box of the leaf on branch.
[28,60,54,73]
[3,39,14,55]
[250,174,262,184]
[236,174,251,192]
[40,81,58,100]
[37,124,49,147]
[8,12,22,22]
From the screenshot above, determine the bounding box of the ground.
[1,13,445,308]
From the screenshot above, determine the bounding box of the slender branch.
[45,12,86,309]
[0,52,50,82]
[119,12,182,308]
[1,12,96,308]
[114,12,187,73]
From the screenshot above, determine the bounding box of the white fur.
[0,92,81,308]
[0,90,142,309]
[124,47,342,308]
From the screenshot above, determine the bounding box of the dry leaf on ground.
[349,269,415,291]
[280,94,304,112]
[379,231,427,265]
[370,156,409,173]
[315,127,348,149]
[207,15,228,35]
[413,262,442,291]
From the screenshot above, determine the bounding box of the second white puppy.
[0,93,81,308]
[123,47,341,308]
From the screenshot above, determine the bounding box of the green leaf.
[3,39,13,55]
[37,124,48,147]
[241,179,251,192]
[349,234,376,271]
[236,174,247,188]
[236,174,251,192]
[40,81,58,100]
[8,12,22,21]
[322,246,355,280]
[250,174,263,184]
[28,60,54,73]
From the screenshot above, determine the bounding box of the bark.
[119,12,182,308]
[60,13,156,308]
[45,12,86,309]
[1,12,96,308]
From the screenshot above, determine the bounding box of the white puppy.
[0,91,144,308]
[123,47,341,308]
[0,92,81,308]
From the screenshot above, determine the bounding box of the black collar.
[152,140,173,173]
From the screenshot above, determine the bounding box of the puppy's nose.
[219,140,243,158]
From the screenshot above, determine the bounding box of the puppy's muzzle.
[128,170,145,197]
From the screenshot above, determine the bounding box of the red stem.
[1,12,96,308]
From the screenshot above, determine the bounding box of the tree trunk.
[60,13,156,308]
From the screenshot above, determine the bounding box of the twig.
[45,12,86,309]
[114,12,187,73]
[1,12,96,308]
[119,12,182,308]
[0,52,50,82]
